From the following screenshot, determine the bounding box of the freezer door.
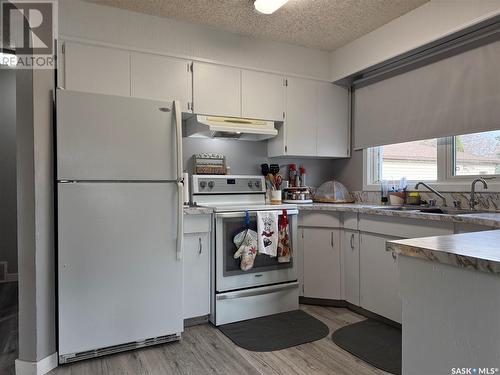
[56,90,181,180]
[57,182,183,356]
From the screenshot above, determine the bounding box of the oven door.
[215,209,298,292]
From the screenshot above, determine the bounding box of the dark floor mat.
[219,310,329,352]
[332,319,401,375]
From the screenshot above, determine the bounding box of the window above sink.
[364,130,500,192]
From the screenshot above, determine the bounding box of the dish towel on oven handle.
[257,211,279,257]
[277,209,292,263]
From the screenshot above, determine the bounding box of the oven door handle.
[216,281,299,301]
[215,210,298,218]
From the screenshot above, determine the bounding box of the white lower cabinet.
[302,227,342,300]
[342,229,360,305]
[359,232,402,323]
[183,231,210,320]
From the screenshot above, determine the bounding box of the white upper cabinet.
[284,77,318,156]
[64,42,130,97]
[131,52,192,113]
[241,70,284,121]
[317,82,350,157]
[268,77,350,158]
[192,62,241,118]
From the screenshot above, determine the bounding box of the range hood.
[185,115,278,141]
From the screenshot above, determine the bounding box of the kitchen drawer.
[298,212,341,228]
[184,214,211,234]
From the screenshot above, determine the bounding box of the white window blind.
[353,38,500,150]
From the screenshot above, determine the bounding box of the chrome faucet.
[469,178,488,210]
[415,182,447,207]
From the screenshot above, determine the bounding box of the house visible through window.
[380,139,437,181]
[367,129,500,189]
[454,130,500,176]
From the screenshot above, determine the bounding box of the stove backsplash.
[350,191,500,211]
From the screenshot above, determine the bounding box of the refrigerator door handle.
[177,181,184,260]
[173,100,184,260]
[173,100,183,181]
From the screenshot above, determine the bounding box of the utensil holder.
[270,190,282,205]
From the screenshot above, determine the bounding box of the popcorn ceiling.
[83,0,428,51]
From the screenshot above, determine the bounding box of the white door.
[241,70,284,121]
[183,233,210,319]
[303,228,341,299]
[192,62,241,117]
[56,90,178,181]
[285,77,318,156]
[317,82,350,157]
[359,232,401,323]
[64,42,130,96]
[343,230,360,305]
[58,182,183,356]
[131,52,192,113]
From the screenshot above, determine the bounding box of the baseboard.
[15,352,58,375]
[299,296,347,307]
[184,315,209,327]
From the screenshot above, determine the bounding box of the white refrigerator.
[56,89,184,363]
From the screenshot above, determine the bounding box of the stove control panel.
[192,175,266,194]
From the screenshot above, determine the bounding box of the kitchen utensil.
[274,174,283,190]
[261,163,270,177]
[267,173,275,190]
[270,164,280,175]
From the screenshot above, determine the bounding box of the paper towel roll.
[183,172,190,205]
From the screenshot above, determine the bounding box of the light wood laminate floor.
[50,305,389,375]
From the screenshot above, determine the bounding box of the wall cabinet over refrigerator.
[131,52,192,113]
[268,78,350,158]
[63,42,131,97]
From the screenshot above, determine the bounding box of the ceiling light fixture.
[254,0,289,14]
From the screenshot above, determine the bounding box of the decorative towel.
[277,210,292,263]
[233,229,258,271]
[257,211,279,257]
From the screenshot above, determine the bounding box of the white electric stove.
[191,175,299,326]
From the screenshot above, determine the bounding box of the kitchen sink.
[377,206,419,212]
[378,206,489,215]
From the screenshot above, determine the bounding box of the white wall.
[0,69,17,275]
[183,138,337,188]
[16,66,56,364]
[59,0,332,81]
[330,0,500,81]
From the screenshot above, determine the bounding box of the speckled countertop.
[183,206,213,215]
[298,203,500,229]
[387,230,500,275]
[183,202,500,228]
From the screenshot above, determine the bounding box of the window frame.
[363,136,500,192]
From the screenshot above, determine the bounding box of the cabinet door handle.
[331,232,334,248]
[198,237,203,255]
[350,233,355,249]
[392,251,397,261]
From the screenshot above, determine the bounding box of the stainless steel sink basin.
[378,206,489,215]
[377,206,419,212]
